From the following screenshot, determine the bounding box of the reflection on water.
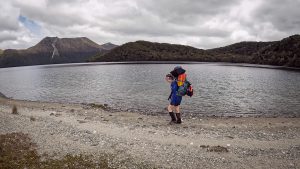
[0,63,299,117]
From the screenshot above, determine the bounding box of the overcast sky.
[0,0,299,49]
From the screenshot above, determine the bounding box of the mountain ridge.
[0,35,299,68]
[91,35,300,67]
[0,37,118,68]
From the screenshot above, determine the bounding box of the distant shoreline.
[1,61,300,71]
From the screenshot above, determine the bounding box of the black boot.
[175,113,182,124]
[169,112,177,122]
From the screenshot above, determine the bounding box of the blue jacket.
[170,81,182,105]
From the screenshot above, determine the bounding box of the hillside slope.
[252,35,300,67]
[91,40,250,63]
[0,37,116,68]
[208,35,300,67]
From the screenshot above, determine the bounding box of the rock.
[85,130,92,134]
[200,145,210,149]
[225,136,234,139]
[77,120,87,124]
[55,113,62,117]
[91,142,99,146]
[30,117,36,121]
[207,146,229,153]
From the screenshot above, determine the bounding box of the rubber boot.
[175,113,182,124]
[169,112,177,123]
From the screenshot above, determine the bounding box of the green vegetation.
[91,40,250,63]
[0,35,299,68]
[90,35,300,67]
[209,35,300,67]
[0,132,113,169]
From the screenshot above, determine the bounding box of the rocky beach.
[0,97,299,168]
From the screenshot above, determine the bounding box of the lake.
[0,62,299,117]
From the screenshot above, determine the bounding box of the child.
[165,74,182,124]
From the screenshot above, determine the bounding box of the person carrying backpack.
[166,73,182,124]
[165,66,194,124]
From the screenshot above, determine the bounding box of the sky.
[0,0,299,49]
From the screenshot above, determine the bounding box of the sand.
[0,97,299,169]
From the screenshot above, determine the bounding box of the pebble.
[91,142,99,146]
[85,130,92,134]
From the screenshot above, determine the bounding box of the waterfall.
[51,38,59,59]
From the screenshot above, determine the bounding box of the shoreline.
[1,97,298,118]
[1,61,299,71]
[0,97,299,168]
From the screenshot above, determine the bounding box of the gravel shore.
[0,97,299,169]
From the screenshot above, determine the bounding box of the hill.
[208,41,276,56]
[90,40,250,63]
[1,35,299,68]
[208,35,300,67]
[252,35,300,67]
[100,42,118,50]
[0,37,117,68]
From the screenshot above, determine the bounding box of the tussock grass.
[12,105,18,114]
[0,132,113,169]
[88,103,109,110]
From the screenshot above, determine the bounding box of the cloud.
[0,1,20,31]
[0,0,299,50]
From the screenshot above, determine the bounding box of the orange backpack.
[177,73,186,86]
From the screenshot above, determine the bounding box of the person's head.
[165,74,174,83]
[174,66,182,70]
[170,66,185,78]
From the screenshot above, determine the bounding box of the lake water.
[0,62,299,117]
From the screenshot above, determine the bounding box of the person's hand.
[168,93,172,100]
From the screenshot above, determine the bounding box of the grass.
[12,105,18,114]
[0,132,113,169]
[0,132,156,168]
